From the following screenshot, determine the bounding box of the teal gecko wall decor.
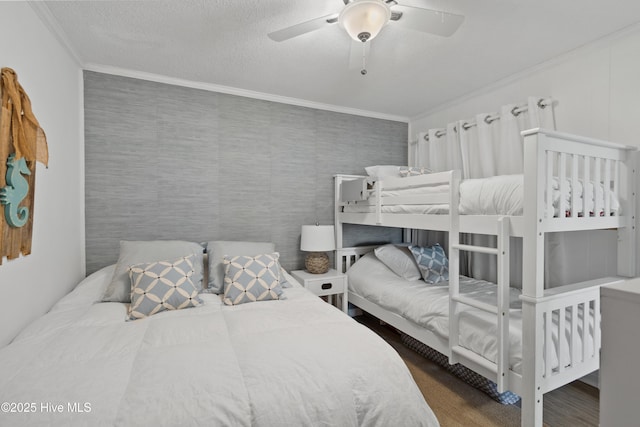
[0,154,31,228]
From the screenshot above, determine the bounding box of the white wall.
[410,24,640,277]
[410,25,640,145]
[0,2,85,347]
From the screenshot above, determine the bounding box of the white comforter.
[0,266,438,427]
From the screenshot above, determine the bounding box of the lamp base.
[305,252,330,274]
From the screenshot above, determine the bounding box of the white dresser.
[600,277,640,427]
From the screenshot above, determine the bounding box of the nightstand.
[291,269,348,313]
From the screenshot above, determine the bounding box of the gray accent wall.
[84,71,407,274]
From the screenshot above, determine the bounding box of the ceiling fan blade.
[268,13,339,42]
[348,40,370,70]
[391,5,464,37]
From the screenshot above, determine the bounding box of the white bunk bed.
[334,128,638,427]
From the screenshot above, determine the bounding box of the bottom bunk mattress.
[0,265,438,427]
[347,252,596,374]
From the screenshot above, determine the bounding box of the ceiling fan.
[268,0,464,74]
[268,0,465,43]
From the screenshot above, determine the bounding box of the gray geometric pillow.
[222,253,284,306]
[409,244,449,284]
[103,240,205,303]
[205,241,276,294]
[128,255,202,320]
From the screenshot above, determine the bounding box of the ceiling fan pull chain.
[361,41,367,76]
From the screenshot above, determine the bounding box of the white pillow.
[364,165,402,181]
[399,166,432,177]
[374,244,421,281]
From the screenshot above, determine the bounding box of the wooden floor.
[358,315,600,427]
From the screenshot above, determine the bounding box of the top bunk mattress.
[346,252,596,374]
[342,174,619,217]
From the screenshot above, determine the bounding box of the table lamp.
[300,224,335,274]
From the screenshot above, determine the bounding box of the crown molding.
[27,0,407,123]
[28,1,83,67]
[83,64,409,123]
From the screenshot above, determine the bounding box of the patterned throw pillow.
[409,244,449,284]
[102,240,205,303]
[222,253,284,306]
[128,255,202,320]
[205,241,276,294]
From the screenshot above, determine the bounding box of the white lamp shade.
[300,225,336,252]
[339,0,391,42]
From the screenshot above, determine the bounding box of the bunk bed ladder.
[449,217,511,392]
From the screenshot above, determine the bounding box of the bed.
[342,172,619,218]
[334,128,638,427]
[346,251,598,375]
[0,242,438,427]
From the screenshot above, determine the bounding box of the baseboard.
[579,370,599,389]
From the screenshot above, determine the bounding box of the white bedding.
[0,266,438,427]
[343,174,618,217]
[347,253,596,374]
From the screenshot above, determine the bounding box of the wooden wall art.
[0,67,49,264]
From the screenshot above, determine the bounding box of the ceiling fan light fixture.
[339,0,391,42]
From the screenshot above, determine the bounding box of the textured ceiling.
[37,0,640,120]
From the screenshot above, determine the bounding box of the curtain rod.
[421,97,555,142]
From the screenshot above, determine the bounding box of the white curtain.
[414,97,556,286]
